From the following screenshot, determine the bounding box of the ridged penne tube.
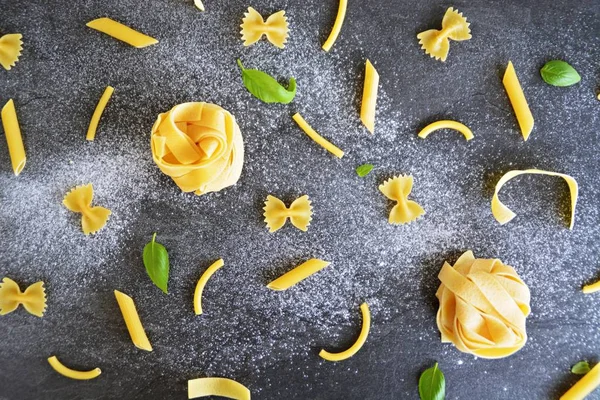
[267,259,330,291]
[319,302,371,362]
[360,60,379,133]
[1,99,26,175]
[86,18,158,48]
[194,259,224,315]
[560,361,600,400]
[86,86,114,141]
[292,113,344,158]
[418,120,473,141]
[47,356,101,380]
[503,61,534,140]
[188,377,251,400]
[492,169,578,229]
[322,0,348,52]
[114,290,153,351]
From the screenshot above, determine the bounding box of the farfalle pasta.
[436,251,531,359]
[417,7,471,62]
[240,7,289,48]
[63,184,111,235]
[151,102,244,196]
[0,33,23,70]
[263,195,312,232]
[379,175,425,224]
[0,277,46,317]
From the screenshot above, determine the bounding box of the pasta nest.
[436,251,531,359]
[151,102,244,196]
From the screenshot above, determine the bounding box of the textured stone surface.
[0,0,599,399]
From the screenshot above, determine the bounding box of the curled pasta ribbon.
[561,361,600,400]
[267,259,330,291]
[263,195,312,233]
[492,169,578,229]
[47,356,101,380]
[379,175,425,225]
[240,7,289,49]
[188,377,251,400]
[0,277,46,317]
[418,120,474,141]
[151,102,244,196]
[417,7,471,62]
[436,251,531,359]
[319,303,371,362]
[0,33,23,70]
[63,184,111,235]
[194,259,224,315]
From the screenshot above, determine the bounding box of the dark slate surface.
[1,0,600,399]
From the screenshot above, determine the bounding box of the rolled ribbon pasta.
[47,356,101,380]
[267,259,330,291]
[1,99,26,175]
[151,102,244,196]
[492,169,578,229]
[188,377,251,399]
[319,302,371,362]
[436,251,531,359]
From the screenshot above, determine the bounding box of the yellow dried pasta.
[322,0,348,52]
[561,361,600,400]
[63,184,111,235]
[292,113,344,158]
[417,7,471,62]
[47,356,101,380]
[319,303,371,362]
[240,7,289,49]
[503,61,534,140]
[263,195,312,233]
[1,99,26,175]
[188,377,251,399]
[86,86,114,141]
[194,259,224,315]
[267,259,330,291]
[0,33,23,70]
[436,251,531,359]
[379,175,425,225]
[583,280,600,294]
[114,290,153,352]
[360,60,379,134]
[492,169,578,229]
[194,0,205,11]
[86,18,158,48]
[418,120,474,141]
[0,277,46,317]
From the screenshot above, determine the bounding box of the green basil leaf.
[142,232,170,293]
[540,60,581,87]
[237,59,296,104]
[419,362,445,400]
[356,163,374,177]
[571,361,591,375]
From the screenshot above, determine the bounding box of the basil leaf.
[540,60,581,87]
[356,163,374,177]
[237,59,296,104]
[142,233,170,294]
[571,361,591,375]
[419,362,445,400]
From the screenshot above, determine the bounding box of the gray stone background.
[0,0,599,399]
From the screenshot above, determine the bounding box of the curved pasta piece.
[379,175,425,224]
[114,290,153,351]
[560,360,600,400]
[194,0,205,11]
[240,7,289,49]
[63,184,111,235]
[436,251,531,358]
[263,195,313,233]
[322,0,348,52]
[0,277,46,317]
[503,61,534,140]
[194,259,224,315]
[267,259,330,291]
[0,33,23,70]
[418,120,474,141]
[1,99,26,175]
[188,377,251,400]
[292,113,344,158]
[47,356,101,380]
[86,18,158,48]
[583,280,600,294]
[319,302,371,362]
[417,7,471,62]
[492,169,578,229]
[360,60,379,134]
[86,86,114,141]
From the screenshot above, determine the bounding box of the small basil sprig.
[571,361,591,375]
[540,60,581,87]
[356,163,374,177]
[142,233,170,293]
[237,59,296,104]
[419,362,445,400]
